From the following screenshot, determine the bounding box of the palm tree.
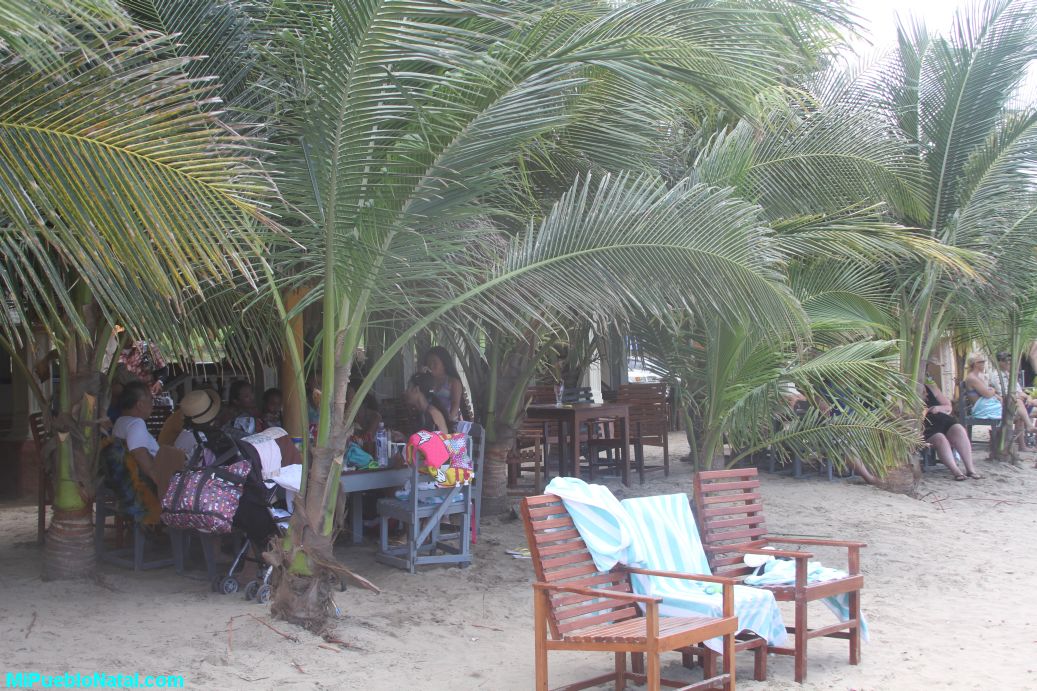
[225,0,868,630]
[0,6,272,578]
[855,0,1037,476]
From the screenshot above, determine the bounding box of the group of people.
[923,351,1037,479]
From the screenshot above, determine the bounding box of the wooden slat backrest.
[616,383,669,444]
[693,468,768,578]
[526,385,556,405]
[28,412,49,447]
[521,494,639,640]
[146,405,172,437]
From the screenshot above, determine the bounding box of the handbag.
[160,459,251,533]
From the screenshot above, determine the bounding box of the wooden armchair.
[592,383,671,483]
[692,468,864,683]
[522,494,738,691]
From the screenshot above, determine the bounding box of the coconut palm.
[0,6,272,577]
[211,0,869,630]
[855,0,1037,443]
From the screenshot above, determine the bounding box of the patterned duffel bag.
[160,460,251,533]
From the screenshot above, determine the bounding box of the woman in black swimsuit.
[924,379,982,480]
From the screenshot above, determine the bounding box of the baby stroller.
[214,427,297,604]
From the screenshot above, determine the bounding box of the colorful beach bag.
[407,430,473,487]
[160,460,251,533]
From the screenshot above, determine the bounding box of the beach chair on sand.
[693,468,865,683]
[522,493,739,691]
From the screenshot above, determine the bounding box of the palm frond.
[0,32,273,348]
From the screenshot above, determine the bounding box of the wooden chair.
[376,424,485,573]
[29,413,53,545]
[592,383,671,483]
[146,405,173,437]
[522,494,738,691]
[692,468,864,683]
[507,418,545,496]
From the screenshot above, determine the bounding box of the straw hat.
[180,389,221,425]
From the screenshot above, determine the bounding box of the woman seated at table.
[404,372,453,434]
[422,346,465,424]
[223,380,259,435]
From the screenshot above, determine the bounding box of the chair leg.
[94,499,106,560]
[794,599,808,683]
[722,631,736,691]
[849,589,862,665]
[754,641,767,681]
[614,653,626,691]
[133,523,145,572]
[170,529,185,575]
[631,653,644,675]
[534,593,549,691]
[701,648,716,678]
[645,652,660,691]
[636,443,645,485]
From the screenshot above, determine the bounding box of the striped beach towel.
[622,493,789,651]
[744,558,869,640]
[543,477,644,571]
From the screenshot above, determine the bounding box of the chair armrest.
[622,568,735,618]
[623,567,736,586]
[533,582,662,606]
[739,546,814,559]
[767,536,866,549]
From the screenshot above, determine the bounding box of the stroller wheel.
[219,576,239,595]
[244,580,259,601]
[255,583,272,604]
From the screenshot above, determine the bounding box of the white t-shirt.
[113,416,159,457]
[174,428,199,456]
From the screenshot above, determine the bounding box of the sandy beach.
[3,433,1036,690]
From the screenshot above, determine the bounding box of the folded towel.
[744,557,869,640]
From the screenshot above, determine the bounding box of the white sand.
[2,433,1037,690]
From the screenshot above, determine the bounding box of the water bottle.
[375,422,388,467]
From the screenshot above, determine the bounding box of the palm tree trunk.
[42,294,105,580]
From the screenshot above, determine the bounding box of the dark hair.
[262,388,282,406]
[119,381,150,413]
[229,380,252,404]
[997,351,1012,362]
[423,346,461,381]
[409,372,452,432]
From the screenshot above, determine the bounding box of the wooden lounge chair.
[692,468,864,683]
[522,493,739,691]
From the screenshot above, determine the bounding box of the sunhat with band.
[180,388,222,425]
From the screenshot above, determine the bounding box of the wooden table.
[340,466,410,544]
[525,403,631,485]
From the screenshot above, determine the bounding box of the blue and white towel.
[622,493,788,651]
[744,557,869,640]
[544,479,787,652]
[543,477,644,571]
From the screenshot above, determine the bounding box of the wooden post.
[280,288,306,439]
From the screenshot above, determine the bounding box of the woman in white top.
[112,381,158,478]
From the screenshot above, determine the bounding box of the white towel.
[241,427,287,479]
[543,477,644,571]
[744,558,869,640]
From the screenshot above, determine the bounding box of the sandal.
[953,473,967,481]
[966,472,984,480]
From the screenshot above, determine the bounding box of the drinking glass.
[554,382,565,407]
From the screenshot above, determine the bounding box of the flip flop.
[966,472,984,480]
[953,473,967,481]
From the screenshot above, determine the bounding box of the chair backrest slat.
[693,468,768,578]
[522,494,638,640]
[614,383,669,445]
